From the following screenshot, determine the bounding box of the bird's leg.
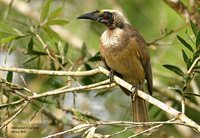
[131,84,140,101]
[109,69,114,86]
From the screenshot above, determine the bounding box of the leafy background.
[0,0,200,138]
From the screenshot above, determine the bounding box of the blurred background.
[0,0,200,138]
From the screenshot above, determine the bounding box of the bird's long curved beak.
[77,11,100,21]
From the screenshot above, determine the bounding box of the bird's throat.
[100,28,127,50]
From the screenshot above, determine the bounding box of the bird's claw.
[109,70,114,86]
[131,85,139,101]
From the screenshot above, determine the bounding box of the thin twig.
[187,57,200,74]
[35,34,65,70]
[147,24,187,46]
[163,0,190,22]
[43,124,93,138]
[0,66,100,76]
[28,81,116,100]
[0,101,30,130]
[107,127,130,138]
[0,99,24,109]
[128,118,176,138]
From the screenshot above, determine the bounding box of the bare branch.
[187,57,200,74]
[99,66,200,133]
[43,124,93,138]
[0,66,100,76]
[0,101,30,130]
[28,81,115,100]
[1,66,200,133]
[163,0,190,22]
[147,24,187,46]
[163,0,200,27]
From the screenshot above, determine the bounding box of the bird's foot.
[131,85,140,101]
[109,70,114,86]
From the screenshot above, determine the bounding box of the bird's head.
[77,10,124,29]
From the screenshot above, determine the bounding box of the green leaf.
[196,31,200,48]
[23,56,38,65]
[27,38,33,54]
[0,35,18,43]
[194,65,200,69]
[32,51,47,55]
[84,63,92,70]
[182,50,188,64]
[6,71,13,82]
[0,23,22,35]
[56,42,64,64]
[177,35,194,52]
[190,20,199,37]
[72,108,99,123]
[50,59,56,70]
[40,0,51,22]
[195,48,200,56]
[163,64,185,77]
[45,19,68,25]
[43,26,61,40]
[88,52,101,62]
[168,85,183,94]
[181,49,191,69]
[48,7,62,19]
[81,43,87,58]
[63,43,68,55]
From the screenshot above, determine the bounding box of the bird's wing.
[127,24,153,95]
[101,55,111,70]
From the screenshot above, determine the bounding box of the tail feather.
[132,95,149,133]
[119,85,150,133]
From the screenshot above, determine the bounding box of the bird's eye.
[103,12,111,20]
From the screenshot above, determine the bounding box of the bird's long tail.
[119,86,150,133]
[131,94,149,133]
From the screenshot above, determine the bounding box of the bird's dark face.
[77,10,114,29]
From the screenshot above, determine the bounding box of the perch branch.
[0,66,200,133]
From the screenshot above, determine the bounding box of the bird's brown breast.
[100,28,145,85]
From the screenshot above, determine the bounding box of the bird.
[77,9,153,133]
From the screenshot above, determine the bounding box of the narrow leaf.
[177,35,194,52]
[81,43,87,58]
[56,42,64,64]
[23,56,38,64]
[196,31,200,48]
[43,26,61,40]
[48,7,62,19]
[45,19,68,25]
[181,49,191,69]
[163,64,184,77]
[0,23,21,35]
[6,71,13,82]
[190,20,199,36]
[88,52,101,62]
[195,49,200,55]
[40,0,51,22]
[64,43,68,55]
[182,49,189,64]
[84,63,92,70]
[27,38,33,54]
[194,65,200,69]
[50,59,56,70]
[0,35,18,43]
